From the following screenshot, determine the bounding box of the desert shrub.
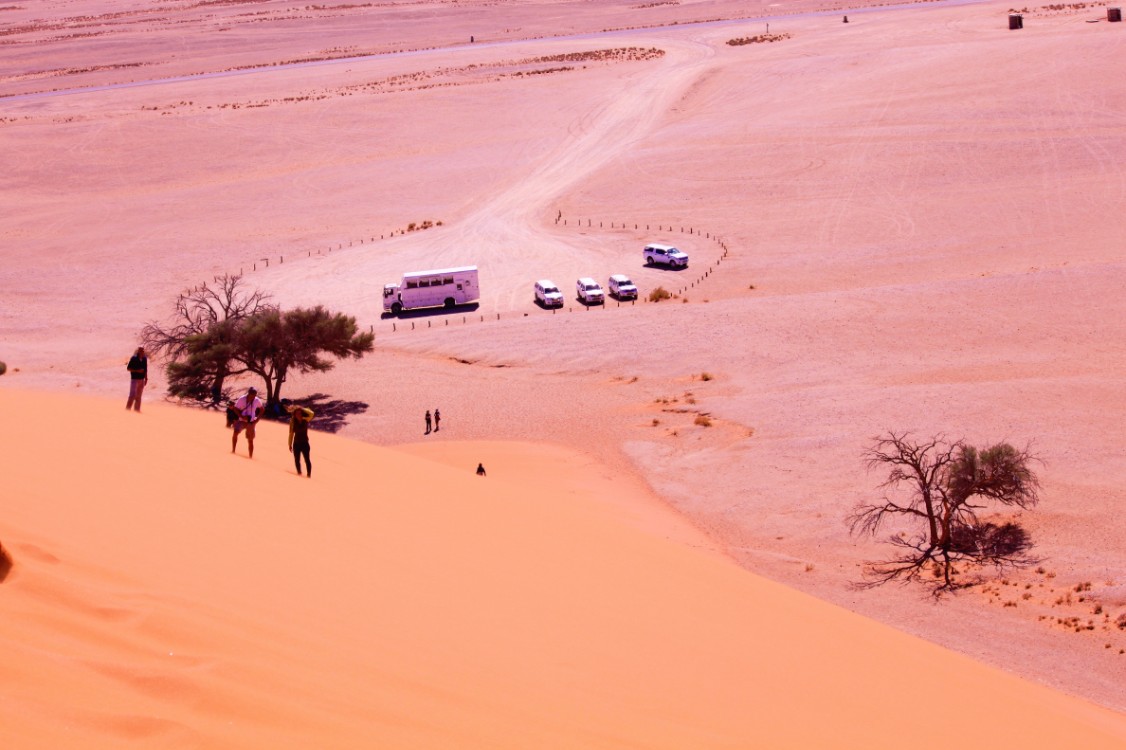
[0,361,6,376]
[648,286,672,302]
[694,414,712,427]
[699,372,713,381]
[727,33,792,46]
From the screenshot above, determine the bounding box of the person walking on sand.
[231,387,264,457]
[125,346,148,412]
[425,410,432,435]
[434,408,441,432]
[476,463,486,477]
[287,403,315,478]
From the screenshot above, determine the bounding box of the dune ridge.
[1,388,1124,748]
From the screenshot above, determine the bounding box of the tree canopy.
[144,277,373,409]
[236,306,374,408]
[849,432,1040,594]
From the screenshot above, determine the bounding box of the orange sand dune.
[1,388,1124,748]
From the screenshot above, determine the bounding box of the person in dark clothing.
[476,463,486,476]
[434,408,441,432]
[126,346,148,412]
[288,405,315,477]
[425,410,432,434]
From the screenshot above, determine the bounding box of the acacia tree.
[233,305,374,410]
[164,318,244,401]
[142,274,274,400]
[849,432,1040,593]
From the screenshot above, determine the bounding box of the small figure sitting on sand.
[476,463,486,477]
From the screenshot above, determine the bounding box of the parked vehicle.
[383,266,479,315]
[576,277,605,305]
[607,274,638,300]
[534,279,564,307]
[643,243,689,268]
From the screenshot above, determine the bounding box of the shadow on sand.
[0,542,12,583]
[284,393,369,434]
[380,302,481,321]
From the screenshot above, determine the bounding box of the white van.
[643,243,689,268]
[608,274,638,300]
[383,266,479,314]
[534,279,564,307]
[576,277,605,305]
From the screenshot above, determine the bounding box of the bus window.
[406,281,418,289]
[443,277,454,285]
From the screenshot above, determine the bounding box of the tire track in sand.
[423,38,719,311]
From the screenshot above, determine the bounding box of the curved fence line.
[211,213,733,335]
[378,213,733,333]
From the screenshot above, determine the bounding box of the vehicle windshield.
[618,279,633,286]
[544,287,559,294]
[585,284,600,291]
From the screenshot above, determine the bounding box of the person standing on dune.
[231,387,264,458]
[434,408,441,432]
[125,346,148,412]
[287,403,315,478]
[425,410,432,434]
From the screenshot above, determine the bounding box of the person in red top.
[231,387,264,458]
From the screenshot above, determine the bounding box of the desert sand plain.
[2,0,1126,744]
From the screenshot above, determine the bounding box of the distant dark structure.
[843,15,849,23]
[1109,7,1122,22]
[1009,13,1023,29]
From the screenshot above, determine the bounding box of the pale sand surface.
[2,389,1125,747]
[2,0,1125,730]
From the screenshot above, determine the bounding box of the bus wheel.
[444,298,455,309]
[391,302,402,315]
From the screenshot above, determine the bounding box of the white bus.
[383,265,479,314]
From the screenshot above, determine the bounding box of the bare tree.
[849,432,1040,594]
[141,274,274,400]
[142,274,274,358]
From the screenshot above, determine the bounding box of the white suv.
[643,243,689,268]
[608,274,638,300]
[576,277,605,305]
[534,279,564,307]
